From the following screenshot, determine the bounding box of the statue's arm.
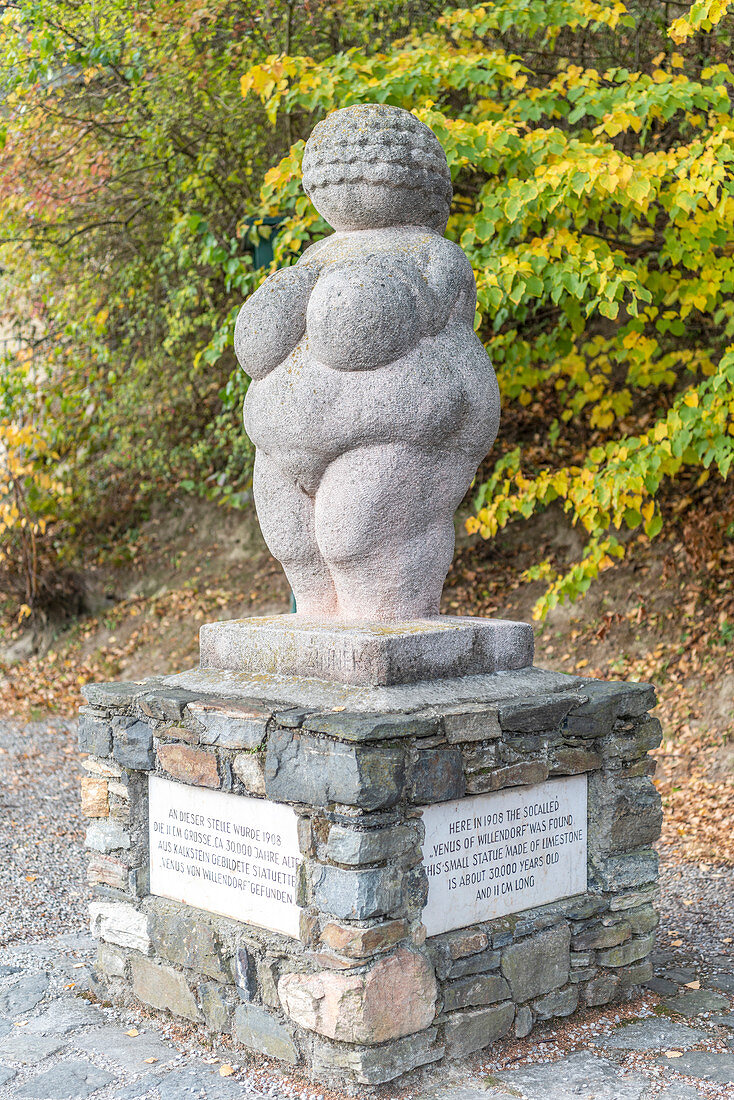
[419,238,477,332]
[234,265,317,380]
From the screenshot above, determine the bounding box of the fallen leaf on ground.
[665,1051,684,1058]
[126,1028,139,1037]
[219,1065,234,1077]
[685,980,701,989]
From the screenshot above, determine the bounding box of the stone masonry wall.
[79,674,662,1087]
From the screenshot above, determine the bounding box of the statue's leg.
[313,443,459,621]
[253,449,338,617]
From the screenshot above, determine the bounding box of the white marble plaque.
[421,775,587,936]
[148,776,301,938]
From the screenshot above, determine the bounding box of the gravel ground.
[655,851,734,971]
[0,719,87,946]
[1,717,733,1100]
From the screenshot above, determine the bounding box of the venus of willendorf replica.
[235,103,499,623]
[80,103,662,1091]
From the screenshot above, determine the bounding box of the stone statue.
[234,104,500,623]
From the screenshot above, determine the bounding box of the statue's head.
[302,104,452,234]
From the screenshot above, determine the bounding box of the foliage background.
[1,0,733,623]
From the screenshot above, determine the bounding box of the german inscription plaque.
[421,775,587,936]
[148,776,301,937]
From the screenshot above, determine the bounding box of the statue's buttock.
[235,105,500,621]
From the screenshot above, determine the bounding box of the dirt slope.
[0,496,731,865]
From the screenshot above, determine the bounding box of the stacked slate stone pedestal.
[80,635,662,1088]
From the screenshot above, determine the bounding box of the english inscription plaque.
[421,775,587,936]
[148,776,301,938]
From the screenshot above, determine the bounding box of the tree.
[0,0,437,616]
[240,0,734,616]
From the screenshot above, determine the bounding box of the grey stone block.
[499,692,584,733]
[443,972,510,1011]
[608,883,658,910]
[0,1032,64,1065]
[200,616,533,686]
[565,680,656,736]
[656,1052,734,1085]
[325,822,418,865]
[131,957,201,1021]
[78,712,112,757]
[85,820,130,853]
[199,981,237,1033]
[112,718,154,770]
[466,760,548,794]
[95,942,127,980]
[597,931,655,967]
[234,1002,298,1064]
[572,921,630,951]
[569,967,597,983]
[626,903,659,935]
[148,904,227,981]
[188,699,271,748]
[138,687,201,721]
[566,896,609,919]
[442,705,501,743]
[462,743,497,772]
[515,1005,533,1037]
[233,947,256,1000]
[491,1050,649,1100]
[312,1027,443,1085]
[0,972,49,1017]
[90,901,149,952]
[583,973,619,1006]
[443,1001,514,1058]
[164,665,581,718]
[664,988,730,1017]
[597,1018,706,1051]
[589,775,662,854]
[273,706,312,728]
[533,985,578,1019]
[594,849,659,891]
[706,973,734,993]
[408,748,465,803]
[128,1065,244,1100]
[81,680,156,708]
[25,999,104,1035]
[599,717,663,760]
[501,925,571,1002]
[232,751,266,795]
[446,950,501,979]
[265,726,405,810]
[13,1059,114,1099]
[0,1068,14,1087]
[549,746,602,774]
[73,1027,176,1070]
[311,862,402,920]
[619,958,653,988]
[303,710,439,742]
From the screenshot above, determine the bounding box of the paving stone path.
[1,933,733,1100]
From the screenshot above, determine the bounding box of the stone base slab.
[199,614,534,686]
